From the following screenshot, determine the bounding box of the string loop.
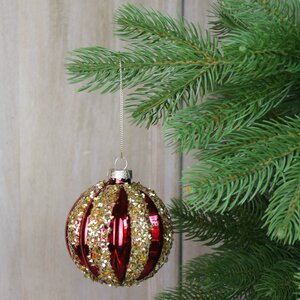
[114,53,126,168]
[114,157,128,170]
[119,54,124,159]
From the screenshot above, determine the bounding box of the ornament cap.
[109,169,132,181]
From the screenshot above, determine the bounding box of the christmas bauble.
[65,169,173,286]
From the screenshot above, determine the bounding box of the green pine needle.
[184,117,300,212]
[165,79,293,151]
[264,155,300,245]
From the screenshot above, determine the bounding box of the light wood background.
[0,0,214,299]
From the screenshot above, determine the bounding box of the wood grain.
[17,1,182,300]
[0,1,21,299]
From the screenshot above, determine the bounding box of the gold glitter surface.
[133,182,174,281]
[66,180,173,286]
[123,184,152,286]
[66,193,94,279]
[87,183,120,286]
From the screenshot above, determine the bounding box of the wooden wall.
[0,1,214,299]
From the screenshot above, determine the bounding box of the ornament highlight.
[65,168,173,286]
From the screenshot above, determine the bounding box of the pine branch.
[66,45,228,127]
[66,47,148,93]
[115,3,214,54]
[66,46,212,93]
[203,116,300,160]
[254,260,298,299]
[155,280,230,300]
[67,3,299,128]
[66,3,227,95]
[254,0,300,27]
[212,0,300,36]
[66,15,229,127]
[223,31,300,85]
[165,79,292,151]
[184,251,261,298]
[170,197,266,247]
[212,0,300,86]
[184,116,300,213]
[127,63,225,126]
[66,46,229,126]
[210,1,249,35]
[156,253,246,300]
[157,244,300,300]
[264,153,300,245]
[294,269,300,297]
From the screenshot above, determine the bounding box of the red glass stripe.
[137,192,163,280]
[65,197,91,269]
[81,203,101,277]
[108,186,131,284]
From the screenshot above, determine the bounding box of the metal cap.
[108,169,132,180]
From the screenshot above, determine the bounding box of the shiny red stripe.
[108,186,131,284]
[137,192,163,280]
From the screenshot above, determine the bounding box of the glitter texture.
[66,186,95,280]
[65,179,173,286]
[123,184,152,286]
[87,184,120,285]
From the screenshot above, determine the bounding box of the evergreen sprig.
[167,191,300,299]
[170,196,266,247]
[167,192,300,299]
[264,155,300,245]
[156,245,300,300]
[212,0,300,36]
[66,4,228,127]
[66,43,226,126]
[184,117,300,212]
[115,3,207,51]
[67,1,300,128]
[165,79,292,151]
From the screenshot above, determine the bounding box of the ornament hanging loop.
[114,156,128,170]
[118,53,125,161]
[113,53,128,171]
